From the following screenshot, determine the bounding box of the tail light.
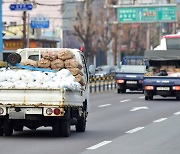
[54,108,60,115]
[173,86,180,91]
[116,79,124,84]
[144,86,154,90]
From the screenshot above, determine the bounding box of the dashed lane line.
[86,141,112,150]
[174,111,180,115]
[125,127,145,134]
[153,118,167,123]
[130,106,149,111]
[98,104,111,108]
[120,99,131,103]
[139,96,145,99]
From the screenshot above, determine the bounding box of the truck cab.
[115,56,146,93]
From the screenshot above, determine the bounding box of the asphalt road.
[1,90,180,154]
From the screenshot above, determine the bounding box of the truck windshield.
[122,57,144,65]
[167,38,180,50]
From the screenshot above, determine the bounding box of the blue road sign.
[10,3,33,11]
[30,20,49,28]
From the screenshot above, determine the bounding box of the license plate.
[9,111,25,119]
[156,87,170,91]
[126,81,137,84]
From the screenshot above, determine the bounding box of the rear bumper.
[144,89,180,97]
[117,82,143,90]
[0,106,68,118]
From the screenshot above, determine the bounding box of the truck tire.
[3,120,13,136]
[176,96,180,100]
[117,89,121,93]
[7,53,20,65]
[0,120,3,136]
[122,88,126,93]
[15,53,21,63]
[145,96,148,100]
[52,120,61,137]
[76,117,86,132]
[60,120,70,137]
[149,96,153,100]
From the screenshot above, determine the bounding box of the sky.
[2,0,63,30]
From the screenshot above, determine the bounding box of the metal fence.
[89,75,117,93]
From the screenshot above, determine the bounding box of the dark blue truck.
[115,56,146,93]
[143,50,180,100]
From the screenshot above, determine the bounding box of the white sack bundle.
[0,71,6,82]
[61,80,81,91]
[56,69,71,78]
[27,82,42,88]
[42,81,60,89]
[43,72,56,79]
[21,72,34,83]
[35,72,50,83]
[14,80,27,88]
[6,70,21,82]
[0,81,14,88]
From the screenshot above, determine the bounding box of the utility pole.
[22,0,27,48]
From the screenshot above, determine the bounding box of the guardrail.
[89,75,117,93]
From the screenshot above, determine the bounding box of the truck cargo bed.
[0,88,84,107]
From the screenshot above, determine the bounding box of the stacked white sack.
[0,68,82,91]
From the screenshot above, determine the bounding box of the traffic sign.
[30,20,49,28]
[117,5,176,23]
[10,3,33,11]
[158,6,176,21]
[30,16,49,28]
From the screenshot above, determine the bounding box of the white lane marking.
[174,111,180,115]
[125,127,144,134]
[130,106,148,111]
[120,99,130,103]
[153,118,167,123]
[98,104,111,108]
[139,96,145,99]
[87,141,112,150]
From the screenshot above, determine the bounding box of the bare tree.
[73,0,95,65]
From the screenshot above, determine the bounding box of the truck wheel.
[0,120,3,136]
[76,117,86,132]
[117,89,121,93]
[14,125,23,131]
[176,96,180,100]
[3,120,13,136]
[149,96,153,100]
[15,53,21,63]
[122,88,126,93]
[7,53,20,66]
[52,120,61,137]
[60,120,70,137]
[145,96,148,100]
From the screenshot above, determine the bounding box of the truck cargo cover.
[144,50,180,61]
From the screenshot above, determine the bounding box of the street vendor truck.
[143,50,180,100]
[0,48,89,137]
